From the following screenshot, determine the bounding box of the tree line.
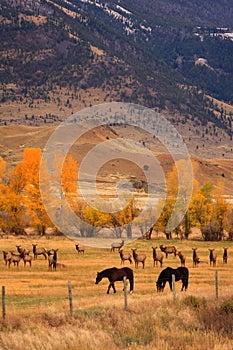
[0,148,232,240]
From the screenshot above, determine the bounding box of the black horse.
[156,266,189,292]
[95,267,134,294]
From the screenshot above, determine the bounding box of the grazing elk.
[160,244,177,258]
[111,240,124,252]
[32,244,47,260]
[152,247,163,267]
[223,248,228,264]
[48,249,58,271]
[177,251,186,266]
[131,248,146,269]
[119,249,132,265]
[75,244,85,254]
[192,248,200,268]
[209,248,217,267]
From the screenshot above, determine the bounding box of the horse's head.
[95,272,102,285]
[156,280,164,292]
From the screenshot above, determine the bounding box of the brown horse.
[95,267,134,294]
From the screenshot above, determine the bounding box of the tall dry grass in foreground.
[0,236,233,349]
[1,296,233,350]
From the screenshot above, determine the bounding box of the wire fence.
[1,270,226,320]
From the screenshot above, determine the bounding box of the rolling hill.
[0,0,232,196]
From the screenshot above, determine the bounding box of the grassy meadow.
[1,235,233,349]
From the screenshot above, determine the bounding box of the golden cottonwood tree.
[189,181,229,241]
[0,157,25,233]
[156,159,193,239]
[21,148,53,235]
[62,154,79,210]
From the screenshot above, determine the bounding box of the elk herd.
[1,240,229,273]
[2,244,59,271]
[114,244,229,269]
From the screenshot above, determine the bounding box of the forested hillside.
[0,0,232,145]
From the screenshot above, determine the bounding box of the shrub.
[183,295,207,309]
[220,296,233,314]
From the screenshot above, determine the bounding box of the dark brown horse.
[95,267,134,294]
[156,266,189,292]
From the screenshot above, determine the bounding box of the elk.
[75,244,85,254]
[2,251,11,266]
[160,244,177,258]
[209,249,217,267]
[192,248,200,267]
[19,249,32,267]
[111,240,124,252]
[177,251,186,266]
[151,247,163,267]
[32,244,47,259]
[8,252,21,268]
[119,249,132,265]
[22,253,32,267]
[16,245,30,256]
[223,248,228,264]
[48,249,58,271]
[131,248,146,269]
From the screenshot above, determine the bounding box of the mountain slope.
[0,0,232,148]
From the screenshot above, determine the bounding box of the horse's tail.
[185,269,189,289]
[129,271,134,293]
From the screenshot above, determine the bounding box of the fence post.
[123,276,128,311]
[2,286,6,320]
[68,281,73,316]
[215,270,218,299]
[172,274,176,302]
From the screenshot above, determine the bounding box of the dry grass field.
[1,235,233,349]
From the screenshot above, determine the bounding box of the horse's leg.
[162,281,166,292]
[112,283,116,293]
[107,284,111,294]
[181,278,187,291]
[168,279,173,291]
[129,277,134,293]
